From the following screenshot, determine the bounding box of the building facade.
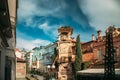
[43,43,57,65]
[15,48,27,78]
[52,26,120,80]
[0,0,17,80]
[56,27,76,80]
[15,48,27,60]
[77,26,120,80]
[25,50,34,72]
[32,46,46,71]
[81,26,120,68]
[16,57,26,78]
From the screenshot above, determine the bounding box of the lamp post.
[52,65,55,78]
[47,65,51,79]
[47,65,56,80]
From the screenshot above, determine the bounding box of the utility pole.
[104,26,116,80]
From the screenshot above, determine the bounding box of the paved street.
[16,75,44,80]
[16,78,26,80]
[24,74,44,80]
[34,75,44,80]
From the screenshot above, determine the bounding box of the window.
[98,48,103,60]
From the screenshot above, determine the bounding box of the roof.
[58,26,73,34]
[77,69,120,75]
[45,43,57,49]
[82,41,94,45]
[15,48,19,52]
[16,57,26,62]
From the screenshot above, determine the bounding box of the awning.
[77,69,120,76]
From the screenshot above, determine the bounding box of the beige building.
[15,48,26,78]
[29,50,34,71]
[15,48,25,59]
[0,0,17,80]
[16,58,26,78]
[56,26,76,80]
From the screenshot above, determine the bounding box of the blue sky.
[17,0,120,50]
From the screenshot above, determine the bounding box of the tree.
[51,48,57,63]
[74,34,82,73]
[25,52,30,73]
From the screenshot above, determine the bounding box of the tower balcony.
[58,56,72,63]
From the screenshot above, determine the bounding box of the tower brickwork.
[57,26,75,80]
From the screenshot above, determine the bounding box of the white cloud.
[39,22,59,39]
[18,0,67,25]
[32,39,51,45]
[18,0,88,28]
[16,38,51,50]
[79,0,120,32]
[16,38,35,50]
[16,31,51,50]
[39,22,51,32]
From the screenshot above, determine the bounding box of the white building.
[0,0,17,80]
[29,50,34,70]
[15,48,25,59]
[32,46,46,71]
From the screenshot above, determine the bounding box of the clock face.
[60,44,68,53]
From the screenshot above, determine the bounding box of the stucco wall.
[16,62,26,78]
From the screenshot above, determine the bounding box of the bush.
[81,61,92,70]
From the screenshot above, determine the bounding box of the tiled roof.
[15,48,19,52]
[16,57,26,62]
[77,69,120,75]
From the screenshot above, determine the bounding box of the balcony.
[58,57,72,63]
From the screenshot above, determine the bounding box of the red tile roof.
[15,48,19,52]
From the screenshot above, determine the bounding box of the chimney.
[97,30,102,41]
[97,30,102,38]
[92,34,95,41]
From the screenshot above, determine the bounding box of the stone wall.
[16,61,26,78]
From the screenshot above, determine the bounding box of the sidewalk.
[26,74,44,80]
[34,74,44,80]
[16,78,26,80]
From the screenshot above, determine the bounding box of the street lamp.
[47,65,50,69]
[52,65,55,69]
[47,65,56,80]
[52,65,55,78]
[47,65,51,79]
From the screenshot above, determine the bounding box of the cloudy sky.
[17,0,120,50]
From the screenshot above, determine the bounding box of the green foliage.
[51,48,59,69]
[81,61,92,70]
[25,52,30,73]
[51,48,57,63]
[74,34,82,73]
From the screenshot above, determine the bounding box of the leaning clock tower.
[57,26,76,80]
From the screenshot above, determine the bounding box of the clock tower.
[57,26,76,80]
